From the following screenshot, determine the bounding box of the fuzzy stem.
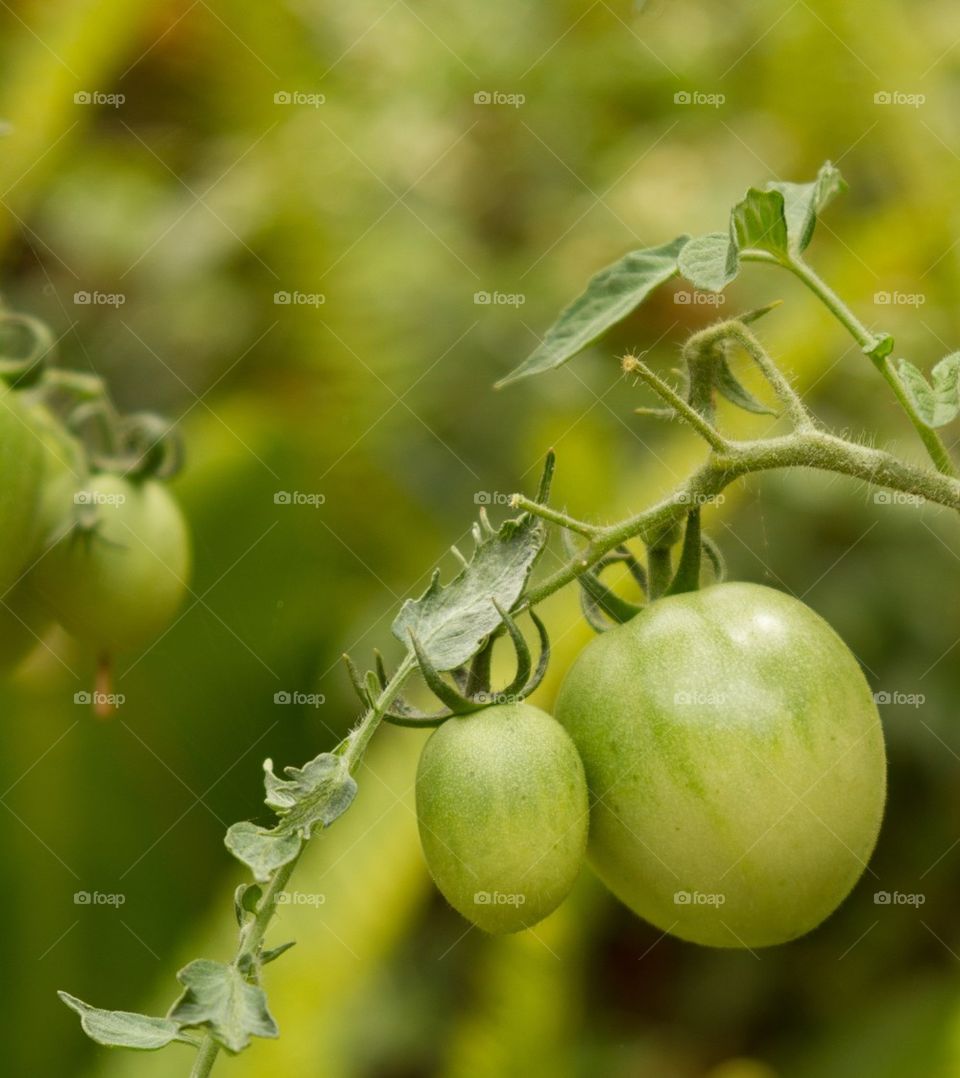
[740,249,957,476]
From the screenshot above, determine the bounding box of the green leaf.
[495,236,688,388]
[260,941,296,965]
[731,187,789,257]
[169,960,278,1054]
[865,332,894,362]
[678,232,739,292]
[58,992,195,1051]
[898,354,960,428]
[233,883,262,926]
[767,161,846,254]
[714,356,776,416]
[392,508,546,670]
[225,753,357,882]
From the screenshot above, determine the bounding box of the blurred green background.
[2,1,960,1075]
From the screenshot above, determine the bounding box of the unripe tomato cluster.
[415,583,886,946]
[0,383,190,678]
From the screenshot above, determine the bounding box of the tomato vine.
[57,163,960,1073]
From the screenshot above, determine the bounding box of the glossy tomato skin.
[33,472,191,653]
[416,702,589,934]
[0,388,45,590]
[555,582,886,948]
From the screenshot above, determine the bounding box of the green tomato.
[33,472,191,654]
[555,582,886,948]
[0,386,45,590]
[0,578,51,673]
[415,702,589,934]
[24,402,88,555]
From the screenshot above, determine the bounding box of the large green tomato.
[415,702,589,934]
[555,582,886,948]
[32,472,191,654]
[0,387,45,590]
[0,579,52,673]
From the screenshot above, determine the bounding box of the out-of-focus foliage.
[1,1,960,1075]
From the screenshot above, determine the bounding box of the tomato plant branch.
[740,249,958,477]
[516,428,960,611]
[188,653,416,1077]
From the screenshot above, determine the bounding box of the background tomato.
[556,582,887,948]
[0,387,44,592]
[415,702,589,934]
[32,471,191,654]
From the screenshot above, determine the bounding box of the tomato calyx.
[345,602,551,728]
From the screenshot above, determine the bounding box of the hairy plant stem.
[514,428,960,610]
[740,248,958,477]
[190,654,416,1076]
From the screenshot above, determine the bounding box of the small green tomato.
[32,471,191,654]
[415,702,589,934]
